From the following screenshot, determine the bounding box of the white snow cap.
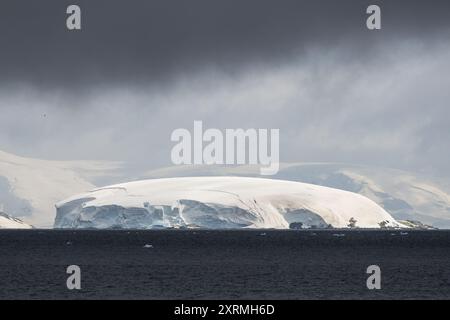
[55,176,402,229]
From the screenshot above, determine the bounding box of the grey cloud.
[0,39,449,179]
[0,0,449,180]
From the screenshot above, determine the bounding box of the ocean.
[0,229,449,299]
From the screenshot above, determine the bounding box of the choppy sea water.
[0,229,449,299]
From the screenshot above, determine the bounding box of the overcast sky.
[0,0,449,179]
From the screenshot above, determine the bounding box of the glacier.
[146,163,450,228]
[54,177,403,229]
[1,148,448,228]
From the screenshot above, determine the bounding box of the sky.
[0,0,449,179]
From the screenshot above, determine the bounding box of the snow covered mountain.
[54,177,402,229]
[0,149,120,227]
[145,164,450,228]
[0,211,32,229]
[0,147,448,229]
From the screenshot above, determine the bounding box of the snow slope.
[145,163,450,228]
[0,212,32,229]
[54,177,402,229]
[0,150,120,227]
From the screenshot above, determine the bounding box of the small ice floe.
[332,233,346,237]
[259,232,267,236]
[143,244,154,248]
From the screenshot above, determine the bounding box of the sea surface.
[0,229,449,300]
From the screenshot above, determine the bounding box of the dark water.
[0,229,449,300]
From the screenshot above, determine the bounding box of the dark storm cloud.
[1,0,449,87]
